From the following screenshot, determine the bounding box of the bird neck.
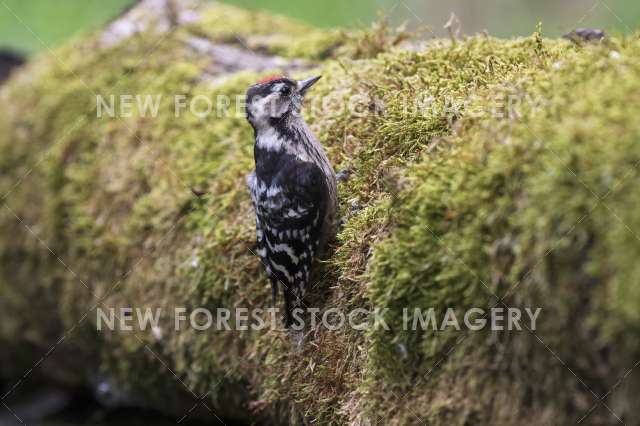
[254,115,306,153]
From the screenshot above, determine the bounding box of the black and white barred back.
[246,76,337,326]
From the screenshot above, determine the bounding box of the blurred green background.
[0,0,639,55]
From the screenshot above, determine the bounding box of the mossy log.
[2,0,640,424]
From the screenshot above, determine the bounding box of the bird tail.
[270,278,278,307]
[283,286,293,327]
[283,282,305,328]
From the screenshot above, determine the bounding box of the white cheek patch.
[250,93,279,119]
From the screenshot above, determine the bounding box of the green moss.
[186,3,345,60]
[366,36,640,424]
[2,1,640,424]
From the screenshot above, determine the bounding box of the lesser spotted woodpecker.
[246,75,337,326]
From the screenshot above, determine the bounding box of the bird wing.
[257,160,329,294]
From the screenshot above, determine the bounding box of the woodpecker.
[246,75,337,326]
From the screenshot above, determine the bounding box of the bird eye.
[280,86,291,96]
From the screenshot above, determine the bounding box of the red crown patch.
[257,75,285,84]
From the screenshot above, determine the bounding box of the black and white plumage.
[246,75,337,326]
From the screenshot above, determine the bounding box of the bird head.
[246,75,321,128]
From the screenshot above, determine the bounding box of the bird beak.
[298,76,322,96]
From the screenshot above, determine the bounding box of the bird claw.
[336,169,350,182]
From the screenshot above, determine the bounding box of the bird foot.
[336,169,350,182]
